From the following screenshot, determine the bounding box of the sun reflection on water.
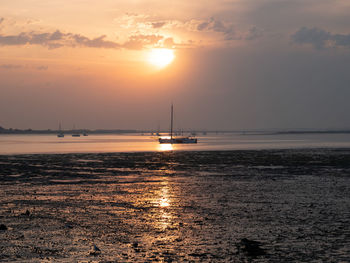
[157,181,173,229]
[158,143,174,151]
[159,186,170,208]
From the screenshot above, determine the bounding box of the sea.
[1,132,350,154]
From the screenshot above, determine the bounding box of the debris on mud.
[132,241,139,248]
[89,244,101,256]
[236,238,267,257]
[21,210,31,217]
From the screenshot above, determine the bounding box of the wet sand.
[0,149,350,262]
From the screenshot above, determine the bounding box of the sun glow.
[148,48,175,68]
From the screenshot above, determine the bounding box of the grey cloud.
[0,29,168,50]
[0,17,4,24]
[196,18,237,40]
[197,18,232,32]
[292,27,350,49]
[0,31,66,48]
[71,34,120,49]
[0,30,67,48]
[245,26,264,40]
[0,64,22,69]
[30,32,53,44]
[122,34,163,50]
[0,33,30,45]
[0,64,49,71]
[36,66,48,70]
[332,34,350,47]
[151,21,166,28]
[197,21,210,31]
[211,20,228,33]
[291,27,331,49]
[50,30,65,41]
[26,18,41,25]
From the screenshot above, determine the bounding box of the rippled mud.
[0,149,350,262]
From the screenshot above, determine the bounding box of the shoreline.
[1,146,350,156]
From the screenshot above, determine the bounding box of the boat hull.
[159,137,197,144]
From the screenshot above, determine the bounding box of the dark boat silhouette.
[159,104,197,144]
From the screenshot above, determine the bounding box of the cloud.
[196,17,237,40]
[36,65,48,70]
[122,34,163,50]
[291,27,332,49]
[163,37,175,48]
[0,16,264,52]
[245,26,264,40]
[26,18,41,25]
[0,64,22,69]
[0,29,166,50]
[0,30,67,48]
[193,18,264,42]
[50,30,64,41]
[292,27,350,49]
[151,21,166,28]
[0,17,4,25]
[0,33,30,46]
[71,34,120,49]
[332,33,350,47]
[0,64,48,70]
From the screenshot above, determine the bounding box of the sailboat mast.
[170,104,173,140]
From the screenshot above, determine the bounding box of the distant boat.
[72,124,80,137]
[156,123,161,136]
[57,122,64,138]
[159,104,197,144]
[83,132,88,136]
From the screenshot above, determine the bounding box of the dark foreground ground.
[0,149,350,262]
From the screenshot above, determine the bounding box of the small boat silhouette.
[159,104,197,144]
[57,122,64,138]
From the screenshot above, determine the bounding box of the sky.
[1,0,350,131]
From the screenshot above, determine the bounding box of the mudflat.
[1,149,349,262]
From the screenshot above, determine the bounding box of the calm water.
[0,133,350,154]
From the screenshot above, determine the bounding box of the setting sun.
[148,48,175,68]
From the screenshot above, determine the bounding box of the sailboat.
[72,124,80,137]
[57,122,64,138]
[156,122,161,136]
[159,104,197,144]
